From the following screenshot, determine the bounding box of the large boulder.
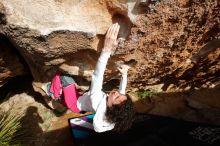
[0,35,27,87]
[123,0,220,92]
[0,0,219,126]
[0,0,134,92]
[0,0,219,93]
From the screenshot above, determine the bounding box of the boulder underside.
[0,0,219,123]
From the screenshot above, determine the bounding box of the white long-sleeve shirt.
[77,51,127,132]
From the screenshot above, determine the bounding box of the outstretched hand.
[103,23,120,52]
[117,64,130,75]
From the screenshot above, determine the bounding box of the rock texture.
[0,0,219,99]
[0,35,27,87]
[0,0,220,132]
[122,0,220,92]
[0,0,134,91]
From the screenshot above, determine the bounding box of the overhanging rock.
[0,0,135,92]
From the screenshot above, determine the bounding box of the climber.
[42,23,135,133]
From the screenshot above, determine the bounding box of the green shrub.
[0,110,29,146]
[135,90,160,99]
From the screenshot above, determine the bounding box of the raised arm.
[90,23,120,94]
[117,64,130,94]
[119,73,127,94]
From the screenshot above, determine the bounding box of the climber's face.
[107,90,127,107]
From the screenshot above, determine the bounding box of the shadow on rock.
[132,85,220,126]
[0,75,52,109]
[43,126,74,146]
[19,106,44,146]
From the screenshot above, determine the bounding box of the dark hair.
[105,94,135,133]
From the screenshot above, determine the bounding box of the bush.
[135,90,160,99]
[0,110,29,146]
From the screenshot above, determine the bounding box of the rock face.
[0,0,134,91]
[122,0,220,92]
[0,35,27,87]
[0,0,220,128]
[0,1,219,96]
